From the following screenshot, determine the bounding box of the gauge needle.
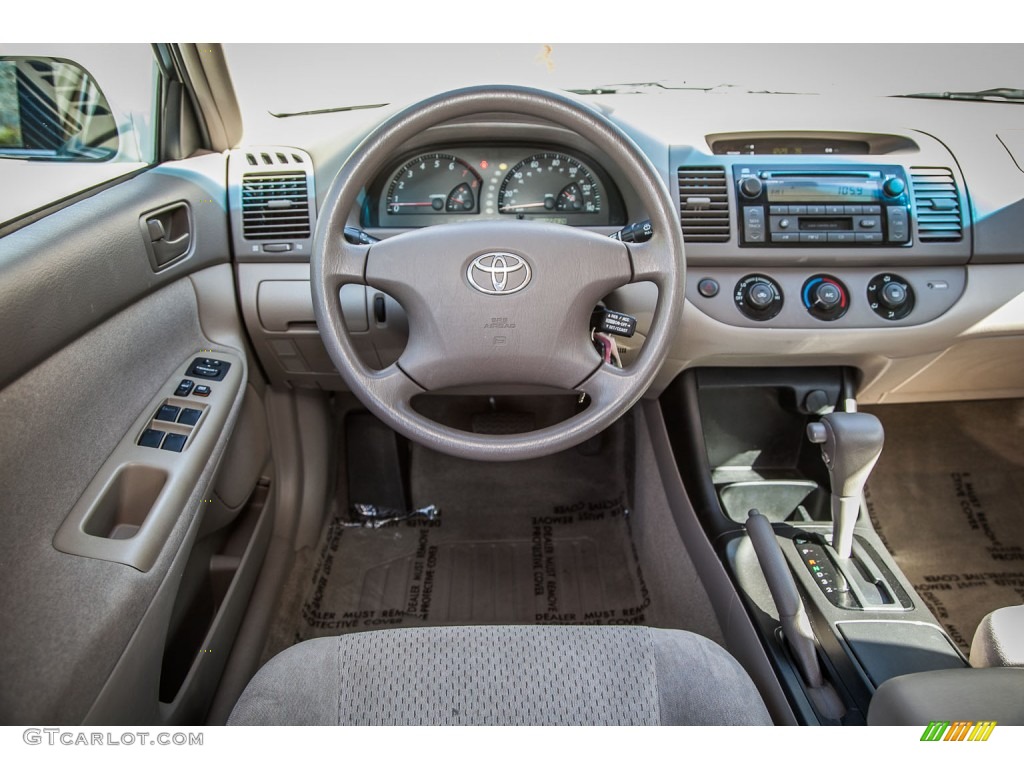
[500,201,550,211]
[390,202,436,207]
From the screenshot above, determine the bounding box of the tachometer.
[386,153,481,215]
[498,152,602,216]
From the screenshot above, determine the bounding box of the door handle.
[140,202,192,269]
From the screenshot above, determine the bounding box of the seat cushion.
[228,625,771,725]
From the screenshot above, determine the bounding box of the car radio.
[735,165,911,247]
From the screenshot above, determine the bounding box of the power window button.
[155,404,180,422]
[138,428,165,448]
[161,433,187,452]
[175,379,195,397]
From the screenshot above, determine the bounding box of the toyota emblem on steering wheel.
[467,252,532,295]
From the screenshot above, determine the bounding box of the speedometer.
[385,153,481,215]
[498,152,602,216]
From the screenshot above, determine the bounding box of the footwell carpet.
[864,400,1024,653]
[267,426,654,654]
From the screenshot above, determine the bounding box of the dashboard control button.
[747,283,775,309]
[161,433,187,453]
[263,244,292,253]
[743,206,765,243]
[844,205,863,214]
[826,205,844,215]
[864,205,882,214]
[789,205,807,215]
[802,274,849,321]
[855,232,883,243]
[771,233,799,243]
[739,176,763,198]
[807,205,826,215]
[858,217,879,229]
[867,273,915,320]
[882,177,906,197]
[734,274,784,321]
[827,232,855,243]
[138,428,165,449]
[800,233,827,243]
[887,206,909,243]
[880,282,907,308]
[769,205,787,214]
[697,278,720,298]
[779,218,791,229]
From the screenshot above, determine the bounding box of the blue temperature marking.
[803,278,823,308]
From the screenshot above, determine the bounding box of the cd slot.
[764,170,879,179]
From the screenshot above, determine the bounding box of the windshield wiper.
[271,102,389,118]
[567,81,809,96]
[895,87,1024,104]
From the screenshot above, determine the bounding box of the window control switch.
[138,428,165,448]
[155,404,180,422]
[175,379,195,397]
[161,433,187,452]
[177,408,202,426]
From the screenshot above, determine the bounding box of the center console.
[661,368,969,725]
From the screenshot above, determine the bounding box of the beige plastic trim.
[53,350,244,571]
[177,45,243,152]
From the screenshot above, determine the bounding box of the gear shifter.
[806,412,884,559]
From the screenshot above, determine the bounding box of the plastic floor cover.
[864,399,1024,653]
[261,419,655,663]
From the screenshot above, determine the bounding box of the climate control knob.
[734,274,784,321]
[739,176,763,198]
[867,273,914,320]
[802,274,849,321]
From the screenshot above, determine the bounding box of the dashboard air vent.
[910,168,963,242]
[241,172,311,240]
[678,167,730,242]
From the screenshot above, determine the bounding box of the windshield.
[225,43,1024,132]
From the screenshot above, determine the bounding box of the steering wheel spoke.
[322,239,369,292]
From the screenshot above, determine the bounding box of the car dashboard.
[228,89,1024,405]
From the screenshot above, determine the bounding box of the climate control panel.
[687,267,964,329]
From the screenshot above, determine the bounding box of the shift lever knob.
[807,412,884,558]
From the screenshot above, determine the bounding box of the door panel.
[0,156,269,724]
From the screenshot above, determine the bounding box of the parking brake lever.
[746,509,845,720]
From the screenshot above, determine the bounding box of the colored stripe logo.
[920,721,997,741]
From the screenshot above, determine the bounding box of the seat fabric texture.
[228,625,772,726]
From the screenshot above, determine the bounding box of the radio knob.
[880,281,908,309]
[882,177,906,198]
[739,176,763,198]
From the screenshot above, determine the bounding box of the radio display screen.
[766,179,880,202]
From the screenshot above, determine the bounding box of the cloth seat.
[229,625,772,725]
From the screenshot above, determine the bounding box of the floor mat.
[863,400,1024,653]
[265,422,655,654]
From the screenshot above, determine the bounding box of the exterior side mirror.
[0,56,118,161]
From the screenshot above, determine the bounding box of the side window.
[0,44,158,228]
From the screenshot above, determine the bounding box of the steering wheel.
[311,85,684,461]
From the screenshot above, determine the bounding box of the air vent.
[241,172,311,240]
[910,168,963,242]
[244,151,306,168]
[678,167,730,242]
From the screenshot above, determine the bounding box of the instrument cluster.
[369,146,623,228]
